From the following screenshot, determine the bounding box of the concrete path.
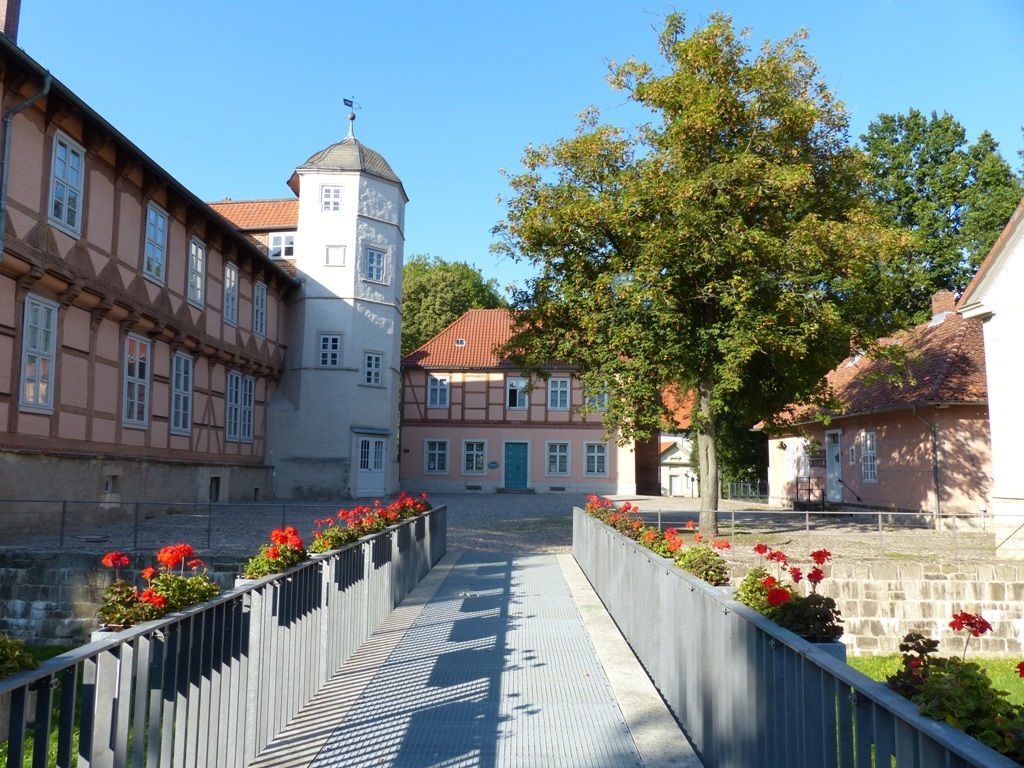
[251,551,701,768]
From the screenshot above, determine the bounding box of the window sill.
[142,272,166,288]
[18,403,55,416]
[122,422,149,430]
[47,217,82,240]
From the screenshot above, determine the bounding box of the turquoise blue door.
[504,443,528,489]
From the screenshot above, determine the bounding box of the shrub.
[242,526,308,578]
[675,545,729,586]
[0,634,38,679]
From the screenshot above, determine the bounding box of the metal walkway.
[251,552,701,768]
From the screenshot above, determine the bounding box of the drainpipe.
[913,404,942,519]
[0,72,51,267]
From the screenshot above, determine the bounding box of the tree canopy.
[401,254,506,355]
[861,109,1023,315]
[492,13,912,531]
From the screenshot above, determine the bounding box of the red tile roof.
[776,310,987,426]
[208,199,298,231]
[403,309,523,369]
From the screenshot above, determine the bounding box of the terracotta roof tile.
[208,199,298,231]
[402,309,521,369]
[779,310,987,425]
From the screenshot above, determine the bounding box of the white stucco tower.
[268,115,407,498]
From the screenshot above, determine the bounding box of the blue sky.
[21,1,1023,296]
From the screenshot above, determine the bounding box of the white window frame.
[363,352,383,386]
[546,442,570,476]
[861,430,878,483]
[849,445,856,465]
[586,391,609,411]
[363,248,386,283]
[425,440,449,474]
[241,376,254,443]
[321,186,343,212]
[325,245,346,266]
[318,333,342,368]
[122,334,151,428]
[253,281,267,338]
[585,442,608,476]
[170,353,193,435]
[506,377,528,410]
[226,371,255,443]
[19,294,58,412]
[187,237,205,307]
[48,131,85,236]
[548,378,570,410]
[268,232,295,260]
[143,203,168,284]
[427,375,450,408]
[223,262,239,327]
[462,440,486,475]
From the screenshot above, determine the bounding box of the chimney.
[0,0,20,42]
[931,290,956,319]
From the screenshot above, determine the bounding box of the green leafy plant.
[242,526,308,578]
[675,544,729,586]
[0,634,38,678]
[310,493,432,554]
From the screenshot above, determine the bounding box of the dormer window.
[322,186,342,212]
[454,338,466,347]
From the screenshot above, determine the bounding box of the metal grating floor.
[309,552,644,768]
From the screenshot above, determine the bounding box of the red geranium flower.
[752,543,769,556]
[807,567,825,585]
[789,566,803,583]
[267,546,280,559]
[693,532,704,542]
[643,531,656,542]
[139,588,167,609]
[685,520,695,530]
[141,567,157,581]
[1017,661,1024,678]
[767,588,791,606]
[761,575,778,588]
[668,539,683,553]
[665,528,678,539]
[810,549,832,565]
[157,544,195,569]
[102,552,130,569]
[711,540,731,550]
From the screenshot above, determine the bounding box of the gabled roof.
[775,310,987,427]
[402,309,523,370]
[959,197,1024,317]
[208,199,298,232]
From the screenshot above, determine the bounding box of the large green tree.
[861,110,1023,314]
[493,13,911,532]
[401,254,506,354]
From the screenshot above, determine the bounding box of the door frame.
[354,435,388,498]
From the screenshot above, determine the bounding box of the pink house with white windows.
[400,309,649,494]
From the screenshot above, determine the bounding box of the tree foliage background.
[493,13,913,530]
[401,254,506,355]
[861,109,1023,318]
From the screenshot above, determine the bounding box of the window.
[49,132,84,235]
[143,204,168,283]
[585,443,608,476]
[253,281,267,338]
[427,376,450,408]
[849,446,856,465]
[861,430,878,483]
[546,443,569,476]
[171,353,193,434]
[321,186,343,212]
[223,262,238,326]
[425,440,448,474]
[506,377,528,409]
[548,378,570,410]
[226,371,255,443]
[187,238,205,307]
[463,441,485,475]
[586,391,609,411]
[123,335,150,427]
[318,334,342,367]
[20,294,58,411]
[325,245,346,266]
[364,248,385,282]
[363,352,383,386]
[268,233,294,259]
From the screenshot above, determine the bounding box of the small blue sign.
[488,461,499,469]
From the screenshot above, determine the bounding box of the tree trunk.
[696,378,719,535]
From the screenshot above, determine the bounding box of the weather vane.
[344,97,360,137]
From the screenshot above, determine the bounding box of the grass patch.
[850,654,1024,707]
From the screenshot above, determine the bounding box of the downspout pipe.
[913,404,942,519]
[0,72,51,267]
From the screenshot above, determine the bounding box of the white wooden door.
[355,437,386,497]
[825,432,842,503]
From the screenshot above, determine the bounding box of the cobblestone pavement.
[0,491,1000,564]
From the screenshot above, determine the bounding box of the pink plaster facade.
[767,404,991,516]
[401,368,637,494]
[0,41,294,504]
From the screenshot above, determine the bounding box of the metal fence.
[725,480,768,500]
[573,508,1017,768]
[0,505,447,767]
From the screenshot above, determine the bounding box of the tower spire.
[344,97,356,138]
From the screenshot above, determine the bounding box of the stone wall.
[0,551,248,647]
[825,560,1024,657]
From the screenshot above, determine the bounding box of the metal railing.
[0,505,447,767]
[726,480,768,500]
[573,508,1017,768]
